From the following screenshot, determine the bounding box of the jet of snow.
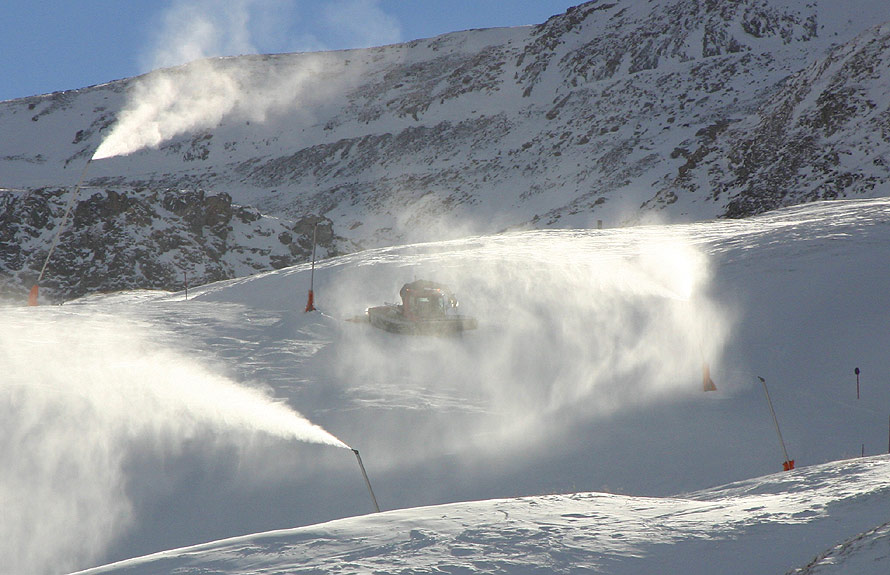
[0,307,346,574]
[91,53,330,161]
[92,0,398,161]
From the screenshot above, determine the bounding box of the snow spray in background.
[329,226,731,454]
[36,1,350,301]
[0,308,347,574]
[92,51,328,161]
[91,0,400,161]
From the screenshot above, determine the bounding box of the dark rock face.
[651,21,890,218]
[0,187,343,301]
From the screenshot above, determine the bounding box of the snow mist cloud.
[92,0,400,161]
[0,308,345,574]
[326,225,731,460]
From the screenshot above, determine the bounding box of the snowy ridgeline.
[2,0,890,270]
[4,198,890,574]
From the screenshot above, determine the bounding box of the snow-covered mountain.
[4,197,890,574]
[3,0,890,299]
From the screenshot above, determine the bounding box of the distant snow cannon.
[367,280,477,336]
[758,376,794,471]
[31,158,94,305]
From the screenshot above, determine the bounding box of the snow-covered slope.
[4,198,890,574]
[72,456,890,575]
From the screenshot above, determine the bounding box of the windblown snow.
[3,199,890,574]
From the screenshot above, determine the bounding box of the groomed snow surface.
[74,457,890,575]
[3,199,890,574]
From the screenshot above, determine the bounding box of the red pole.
[304,222,318,313]
[28,285,39,306]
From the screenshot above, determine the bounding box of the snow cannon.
[352,449,380,513]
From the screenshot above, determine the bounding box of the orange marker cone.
[702,362,717,392]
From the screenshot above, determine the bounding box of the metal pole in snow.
[304,222,318,312]
[32,158,93,304]
[758,376,793,471]
[309,222,317,289]
[352,449,380,513]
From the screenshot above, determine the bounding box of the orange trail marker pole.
[304,222,318,312]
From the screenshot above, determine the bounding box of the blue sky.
[1,0,580,102]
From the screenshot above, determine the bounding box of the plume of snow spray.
[92,0,400,161]
[92,52,330,161]
[327,226,732,461]
[0,307,347,574]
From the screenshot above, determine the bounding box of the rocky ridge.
[0,187,342,301]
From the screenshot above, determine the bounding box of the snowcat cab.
[399,280,457,320]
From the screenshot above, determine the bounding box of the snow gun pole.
[304,222,318,312]
[758,376,794,471]
[31,158,92,305]
[352,449,380,513]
